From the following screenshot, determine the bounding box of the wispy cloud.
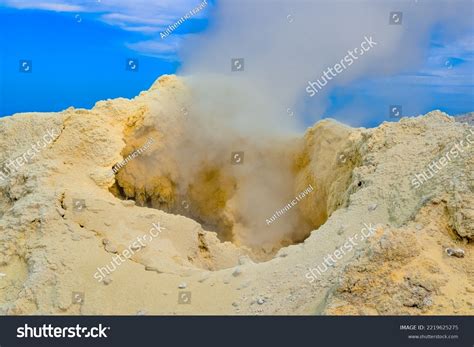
[2,0,84,12]
[100,12,174,33]
[407,32,474,91]
[0,0,207,32]
[0,0,209,57]
[126,37,185,60]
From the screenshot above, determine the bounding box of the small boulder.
[445,248,465,258]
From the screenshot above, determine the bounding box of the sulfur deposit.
[0,75,472,315]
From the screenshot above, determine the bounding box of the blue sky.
[320,24,474,127]
[0,0,212,116]
[0,0,472,127]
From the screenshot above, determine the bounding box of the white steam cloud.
[153,0,473,250]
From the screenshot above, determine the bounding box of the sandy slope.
[0,75,472,315]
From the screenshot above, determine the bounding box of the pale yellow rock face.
[0,75,472,315]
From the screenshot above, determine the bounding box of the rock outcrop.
[0,75,472,315]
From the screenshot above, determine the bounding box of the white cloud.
[101,13,173,26]
[411,32,474,90]
[0,0,209,56]
[1,0,207,32]
[100,12,174,32]
[2,0,83,12]
[119,26,163,34]
[126,37,184,60]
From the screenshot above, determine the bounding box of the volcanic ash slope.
[0,75,472,315]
